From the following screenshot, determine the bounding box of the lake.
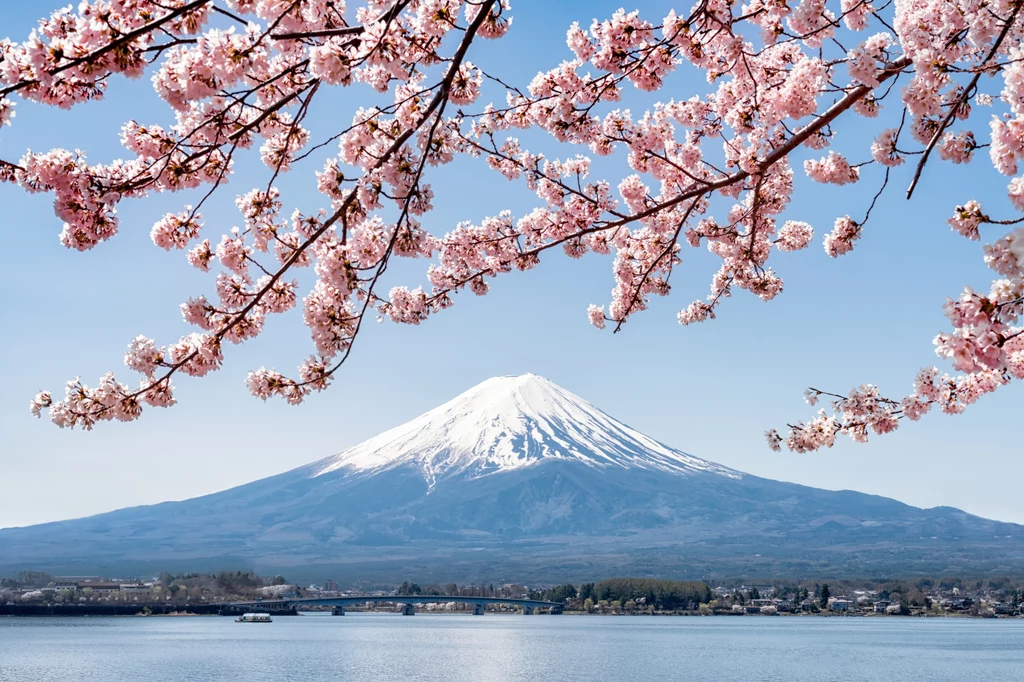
[1,613,1023,681]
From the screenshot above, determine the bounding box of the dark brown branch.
[272,26,364,40]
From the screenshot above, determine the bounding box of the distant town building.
[78,581,122,593]
[324,580,338,593]
[119,583,152,595]
[950,598,974,611]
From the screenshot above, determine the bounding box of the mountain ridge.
[2,374,1023,581]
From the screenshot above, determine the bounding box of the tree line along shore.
[3,572,1023,618]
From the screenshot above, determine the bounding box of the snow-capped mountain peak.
[312,373,738,485]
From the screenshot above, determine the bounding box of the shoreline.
[2,604,1019,620]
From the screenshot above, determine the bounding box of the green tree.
[18,572,54,588]
[543,584,577,603]
[818,583,831,609]
[591,578,710,611]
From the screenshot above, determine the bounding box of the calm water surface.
[2,613,1023,681]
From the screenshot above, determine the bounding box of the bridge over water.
[219,594,563,616]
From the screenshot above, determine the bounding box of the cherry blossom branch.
[0,0,211,99]
[228,78,316,142]
[906,5,1020,199]
[27,0,499,425]
[610,206,694,333]
[614,57,912,227]
[411,57,913,331]
[307,105,452,388]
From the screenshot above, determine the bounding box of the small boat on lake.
[235,613,272,623]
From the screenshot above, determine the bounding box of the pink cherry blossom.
[0,97,14,126]
[151,209,203,250]
[823,217,861,257]
[871,128,904,167]
[805,151,860,186]
[776,221,814,252]
[947,201,985,240]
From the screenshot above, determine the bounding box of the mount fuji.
[2,374,1023,581]
[313,373,738,484]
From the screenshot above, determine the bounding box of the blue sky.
[1,0,1021,529]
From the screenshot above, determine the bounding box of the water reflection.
[1,612,1023,682]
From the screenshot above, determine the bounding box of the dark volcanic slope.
[2,375,1021,580]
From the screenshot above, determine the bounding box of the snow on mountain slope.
[313,373,739,487]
